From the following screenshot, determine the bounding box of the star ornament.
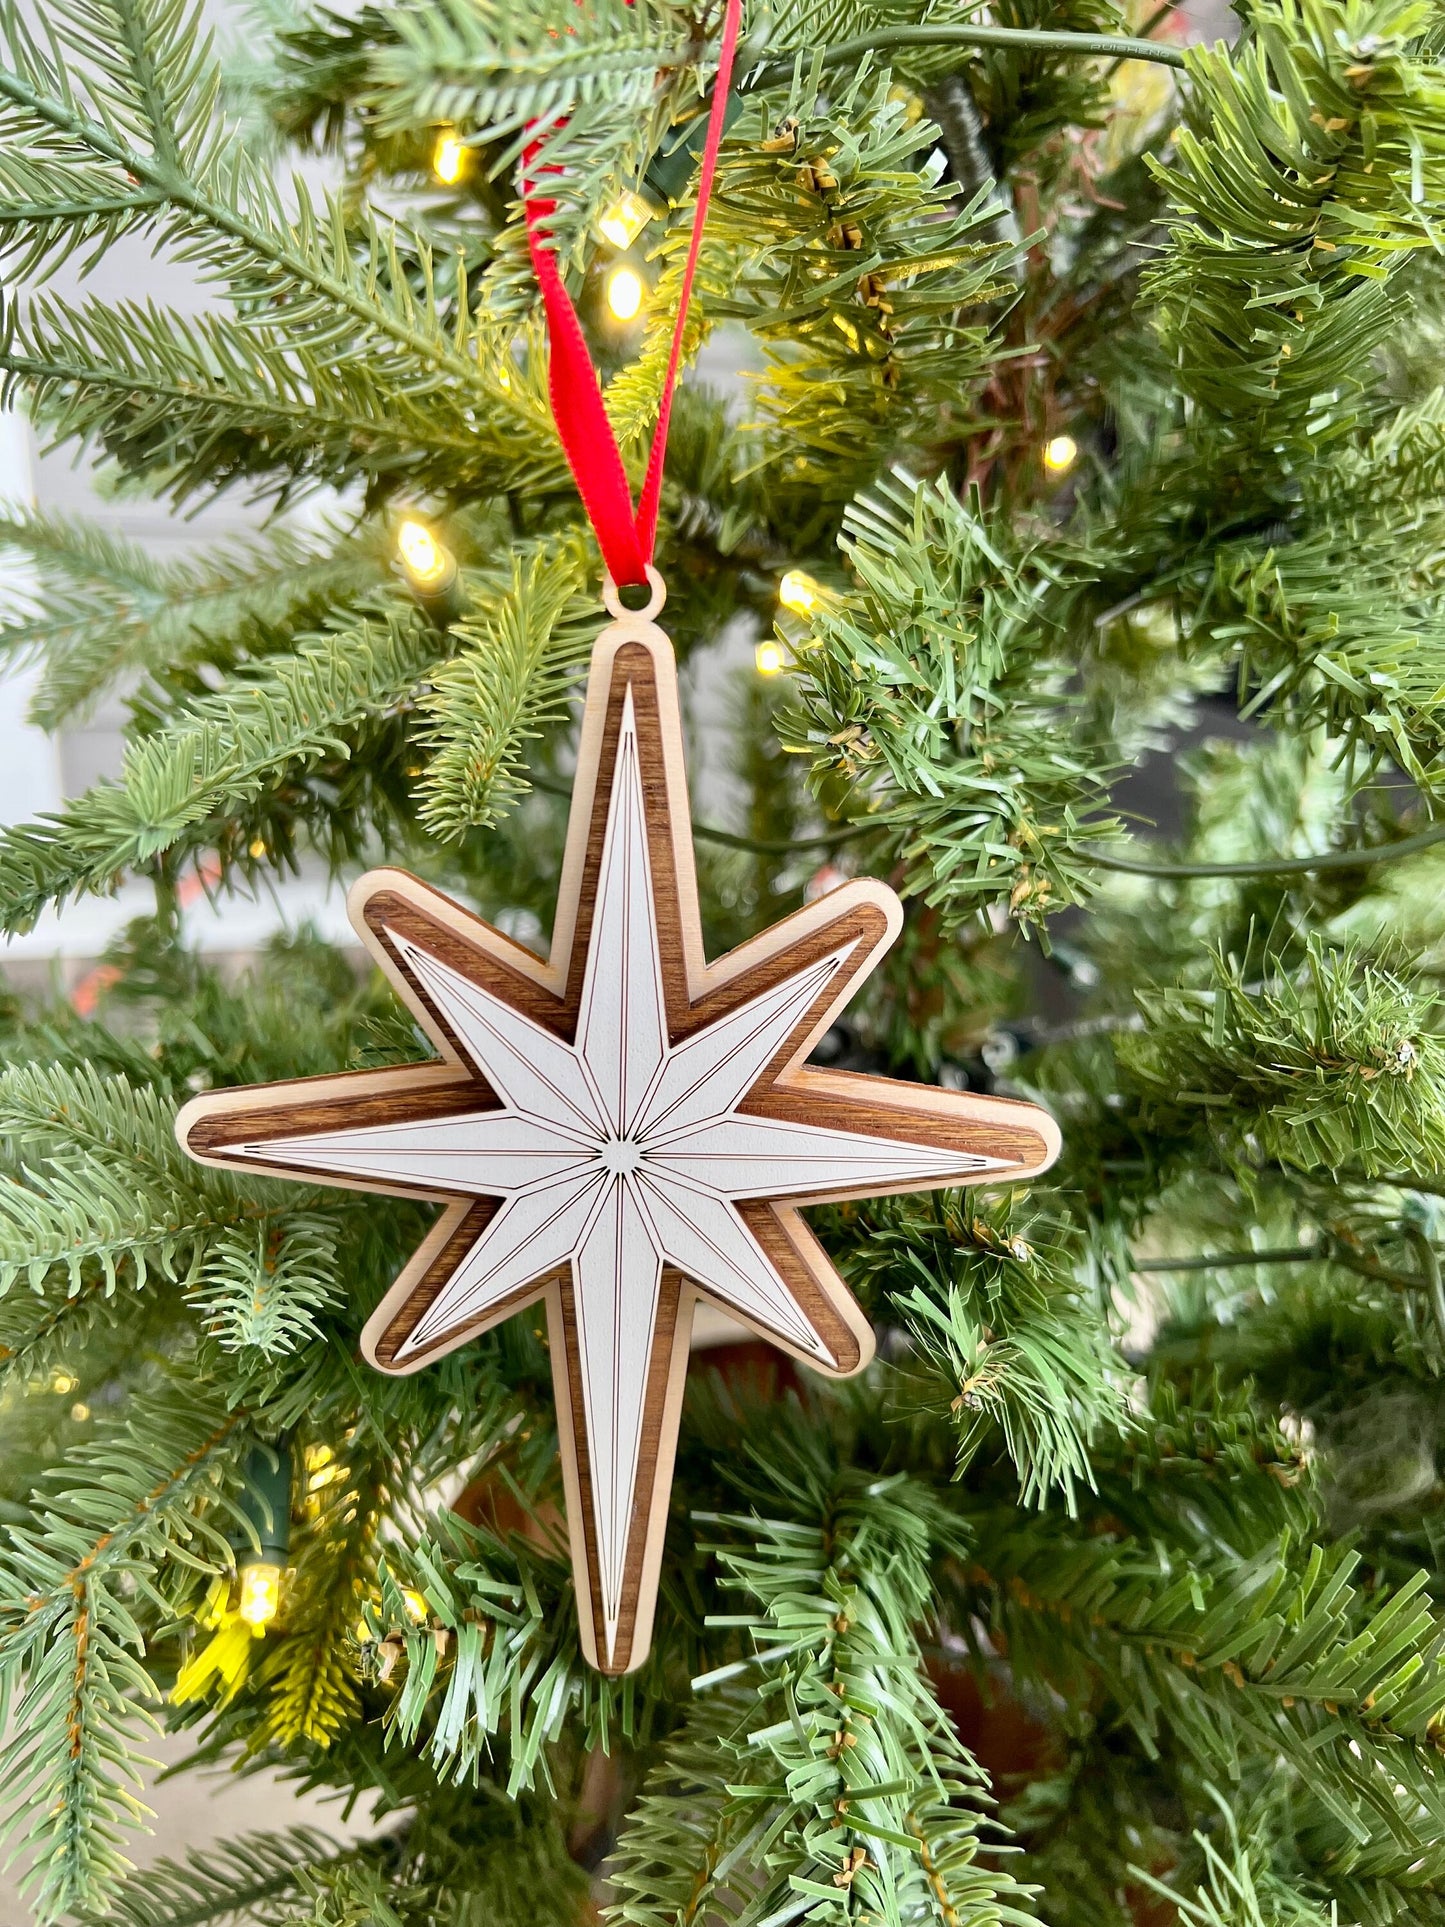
[177,579,1061,1674]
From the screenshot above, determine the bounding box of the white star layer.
[237,694,1003,1660]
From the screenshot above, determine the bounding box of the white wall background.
[0,394,356,976]
[0,412,63,827]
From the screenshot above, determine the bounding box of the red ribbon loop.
[522,0,744,587]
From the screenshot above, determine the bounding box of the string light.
[397,518,449,590]
[50,1371,77,1395]
[248,837,268,859]
[396,517,462,624]
[401,1587,430,1624]
[238,1561,283,1629]
[1043,433,1078,474]
[778,570,820,617]
[755,639,785,676]
[431,131,467,186]
[70,1401,90,1423]
[598,192,652,250]
[606,266,644,321]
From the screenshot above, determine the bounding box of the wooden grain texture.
[175,575,1062,1673]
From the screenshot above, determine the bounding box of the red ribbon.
[522,0,744,586]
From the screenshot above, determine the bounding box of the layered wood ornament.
[176,573,1062,1674]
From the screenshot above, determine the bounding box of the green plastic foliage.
[0,1388,248,1920]
[709,76,1016,504]
[0,1061,334,1344]
[366,0,689,274]
[1132,1796,1335,1927]
[1,0,1445,1920]
[1,290,550,509]
[845,1192,1126,1510]
[0,0,558,508]
[1202,392,1445,787]
[1123,935,1445,1178]
[415,536,598,840]
[612,1453,1035,1927]
[0,511,381,729]
[976,1506,1445,1885]
[0,602,438,934]
[86,1808,588,1927]
[190,1215,340,1356]
[367,1508,669,1795]
[781,472,1124,931]
[74,1827,367,1927]
[1148,0,1445,441]
[965,0,1124,176]
[257,1439,390,1751]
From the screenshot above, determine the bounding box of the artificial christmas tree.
[3,0,1445,1923]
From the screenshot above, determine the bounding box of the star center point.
[598,1137,644,1177]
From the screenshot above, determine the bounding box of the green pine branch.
[970,1511,1445,1871]
[1101,1372,1316,1551]
[706,76,1017,504]
[1146,0,1445,445]
[74,1826,359,1927]
[958,0,1135,176]
[0,1382,249,1922]
[1123,934,1445,1180]
[1132,1795,1334,1927]
[0,601,439,933]
[366,0,685,270]
[414,534,597,840]
[190,1216,341,1357]
[781,471,1125,933]
[0,1060,346,1360]
[0,0,556,500]
[1209,385,1445,781]
[255,1439,391,1749]
[0,290,541,510]
[0,508,383,727]
[661,1446,1036,1927]
[0,0,454,368]
[837,1192,1125,1511]
[0,1060,264,1292]
[370,1507,621,1794]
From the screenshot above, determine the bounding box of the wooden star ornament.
[176,573,1061,1674]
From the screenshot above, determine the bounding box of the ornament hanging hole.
[604,567,667,622]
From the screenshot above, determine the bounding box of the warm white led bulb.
[432,132,467,186]
[606,266,644,321]
[397,518,448,589]
[778,570,819,617]
[1043,434,1078,474]
[598,192,652,250]
[238,1561,283,1629]
[755,639,785,676]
